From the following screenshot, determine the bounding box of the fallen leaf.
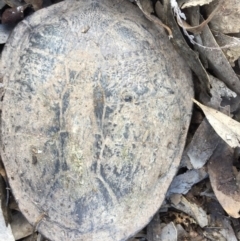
[147,213,161,241]
[167,168,207,196]
[208,74,237,111]
[11,211,33,240]
[219,219,238,241]
[175,224,188,240]
[171,196,208,228]
[181,0,214,8]
[206,198,226,227]
[169,194,181,206]
[231,218,240,240]
[197,16,240,95]
[193,100,240,148]
[187,119,220,169]
[204,197,238,240]
[160,222,177,241]
[208,141,240,218]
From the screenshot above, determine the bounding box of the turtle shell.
[0,0,193,240]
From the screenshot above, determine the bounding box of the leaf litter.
[193,99,240,149]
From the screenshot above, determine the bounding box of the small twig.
[135,0,173,38]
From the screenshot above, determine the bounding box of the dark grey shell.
[0,0,193,240]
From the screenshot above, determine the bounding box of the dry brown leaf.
[193,100,240,148]
[208,141,240,218]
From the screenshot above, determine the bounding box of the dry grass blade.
[193,99,240,148]
[208,141,240,218]
[176,2,221,34]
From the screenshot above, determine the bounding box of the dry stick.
[135,0,173,38]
